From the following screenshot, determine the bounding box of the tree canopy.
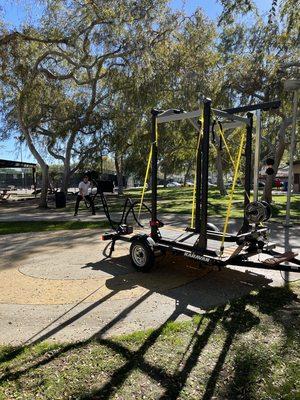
[0,0,298,204]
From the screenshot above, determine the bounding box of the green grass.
[0,220,109,235]
[123,187,300,220]
[1,188,298,234]
[0,284,299,399]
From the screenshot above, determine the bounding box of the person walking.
[74,174,96,216]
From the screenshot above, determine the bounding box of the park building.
[259,161,300,193]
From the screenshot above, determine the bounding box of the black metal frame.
[240,112,253,233]
[197,99,211,249]
[150,109,159,240]
[223,100,281,114]
[103,99,300,273]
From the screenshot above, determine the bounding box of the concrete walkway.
[0,219,299,345]
[1,198,299,345]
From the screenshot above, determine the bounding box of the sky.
[0,0,274,163]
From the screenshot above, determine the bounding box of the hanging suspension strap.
[216,120,235,166]
[220,129,246,254]
[138,118,159,218]
[138,146,152,218]
[215,119,251,202]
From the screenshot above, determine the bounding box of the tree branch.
[47,143,65,162]
[0,31,69,46]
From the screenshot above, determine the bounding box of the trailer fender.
[130,234,156,249]
[207,223,220,232]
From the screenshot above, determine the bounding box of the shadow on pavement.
[1,246,299,399]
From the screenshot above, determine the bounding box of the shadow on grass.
[224,342,270,400]
[76,286,297,400]
[0,237,298,399]
[215,286,299,400]
[1,284,298,400]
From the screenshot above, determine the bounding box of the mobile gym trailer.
[102,98,300,275]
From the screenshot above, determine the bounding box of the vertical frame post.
[197,98,211,249]
[253,109,261,202]
[150,109,158,239]
[285,89,298,227]
[242,112,253,231]
[195,109,203,234]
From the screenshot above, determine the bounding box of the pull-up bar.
[156,107,250,126]
[223,100,281,114]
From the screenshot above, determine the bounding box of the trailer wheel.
[130,240,154,272]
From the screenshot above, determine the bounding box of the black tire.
[130,240,154,272]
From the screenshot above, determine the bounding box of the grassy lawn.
[0,220,109,235]
[0,188,298,234]
[122,187,300,220]
[0,283,299,399]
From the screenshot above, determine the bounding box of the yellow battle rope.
[138,119,158,218]
[220,128,246,254]
[191,108,204,229]
[215,121,235,166]
[215,119,251,202]
[138,147,152,218]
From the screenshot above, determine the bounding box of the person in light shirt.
[74,174,96,216]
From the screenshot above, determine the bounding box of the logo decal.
[184,252,212,264]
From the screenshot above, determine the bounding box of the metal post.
[285,89,299,227]
[150,110,158,239]
[253,109,261,202]
[195,109,203,234]
[197,98,211,249]
[241,113,253,232]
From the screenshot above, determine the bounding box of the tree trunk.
[62,131,76,194]
[62,166,71,194]
[115,154,124,195]
[183,161,192,186]
[40,164,49,207]
[163,170,167,187]
[18,103,49,208]
[262,118,291,203]
[216,149,227,196]
[100,151,103,175]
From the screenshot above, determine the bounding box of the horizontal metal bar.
[212,109,250,124]
[206,227,268,242]
[221,121,245,130]
[156,108,183,118]
[223,100,281,114]
[157,238,218,257]
[188,118,244,132]
[157,109,201,124]
[229,258,300,272]
[158,109,250,126]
